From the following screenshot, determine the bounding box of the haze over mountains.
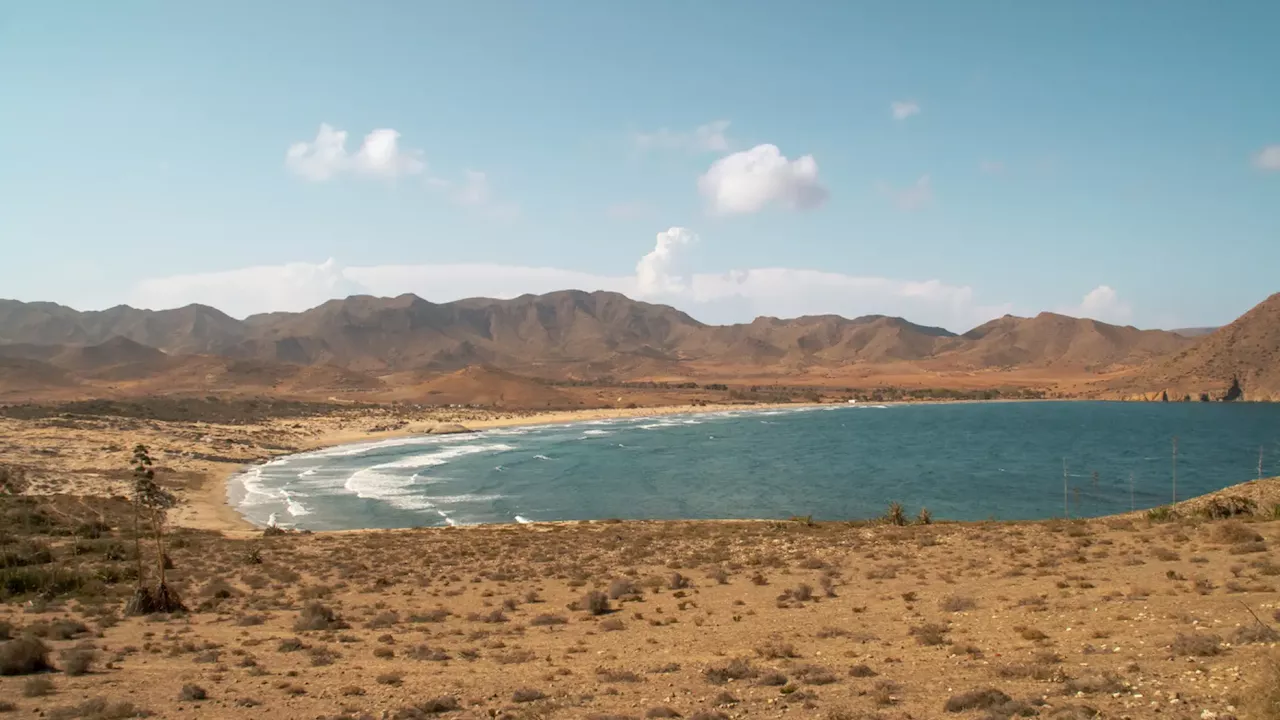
[0,290,1276,402]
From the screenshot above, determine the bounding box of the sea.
[228,401,1280,531]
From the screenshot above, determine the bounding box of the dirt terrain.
[2,401,1280,719]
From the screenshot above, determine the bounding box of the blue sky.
[1,1,1277,331]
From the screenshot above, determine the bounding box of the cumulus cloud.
[698,144,828,215]
[286,124,425,181]
[1061,285,1133,325]
[635,227,697,296]
[634,120,732,153]
[891,101,920,120]
[1254,145,1280,171]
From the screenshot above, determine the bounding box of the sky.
[1,2,1278,332]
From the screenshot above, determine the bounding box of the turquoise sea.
[228,402,1280,530]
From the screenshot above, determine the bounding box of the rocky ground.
[2,401,1279,719]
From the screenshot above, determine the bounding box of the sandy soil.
[3,401,1280,719]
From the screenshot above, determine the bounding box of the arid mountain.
[237,291,705,372]
[0,300,244,355]
[1116,293,1280,400]
[0,290,1252,402]
[686,315,956,368]
[938,312,1195,371]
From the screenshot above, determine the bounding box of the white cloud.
[698,144,828,215]
[891,101,921,120]
[126,230,1022,332]
[634,120,732,153]
[1061,285,1133,325]
[286,124,425,181]
[130,259,368,319]
[882,174,933,210]
[636,227,697,296]
[1254,145,1280,171]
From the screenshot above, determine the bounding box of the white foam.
[343,443,513,511]
[514,515,532,524]
[582,429,611,436]
[533,454,552,461]
[638,421,679,429]
[423,493,505,503]
[297,469,317,478]
[283,491,311,517]
[682,419,703,425]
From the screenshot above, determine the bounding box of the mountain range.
[0,290,1275,402]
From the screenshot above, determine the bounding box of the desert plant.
[579,590,610,615]
[916,507,933,525]
[60,647,95,676]
[0,636,52,675]
[124,445,184,616]
[179,684,208,701]
[885,502,907,527]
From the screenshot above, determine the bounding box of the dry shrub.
[704,657,755,684]
[579,590,611,615]
[608,578,639,599]
[46,697,147,719]
[294,602,348,632]
[646,708,682,718]
[530,614,567,626]
[0,636,52,675]
[60,646,95,676]
[392,697,459,717]
[178,684,207,701]
[1233,623,1280,645]
[939,595,976,612]
[23,676,54,697]
[943,688,1012,712]
[756,670,787,686]
[849,663,878,678]
[1063,673,1123,695]
[1214,521,1263,545]
[601,617,625,631]
[1247,651,1280,720]
[910,622,949,646]
[1170,632,1222,657]
[1015,626,1049,642]
[376,672,403,686]
[512,688,546,703]
[756,639,799,659]
[596,666,643,683]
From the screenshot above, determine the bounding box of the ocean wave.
[582,429,611,436]
[422,493,506,504]
[283,491,311,517]
[342,443,513,511]
[638,421,680,429]
[533,454,552,460]
[297,468,317,478]
[514,515,532,524]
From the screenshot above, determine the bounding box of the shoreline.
[205,401,826,535]
[196,399,1280,537]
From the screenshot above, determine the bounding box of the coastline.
[201,398,1280,537]
[205,401,826,535]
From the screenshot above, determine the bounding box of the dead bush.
[910,622,949,646]
[1170,632,1222,657]
[293,602,348,632]
[0,636,52,675]
[944,688,1012,712]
